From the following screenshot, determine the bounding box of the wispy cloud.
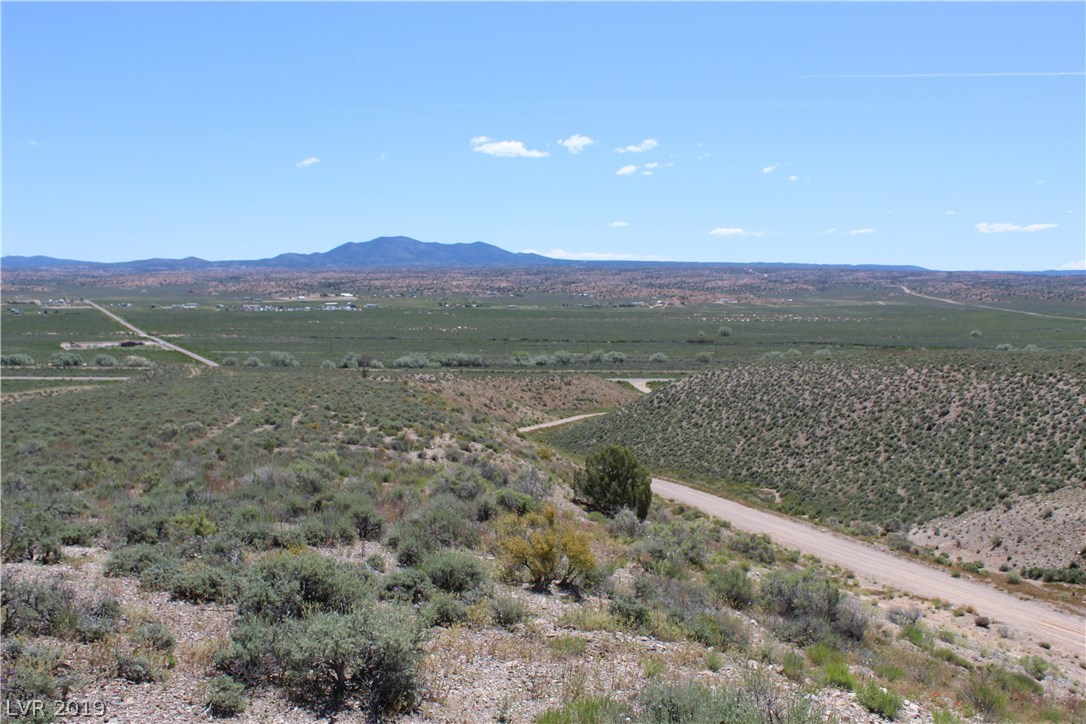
[762,163,778,174]
[945,210,956,216]
[801,71,1086,79]
[470,136,549,158]
[975,222,1058,234]
[709,227,764,238]
[557,134,595,154]
[524,248,663,261]
[644,162,659,169]
[295,156,320,168]
[615,138,659,153]
[788,175,799,182]
[823,227,837,235]
[608,221,630,228]
[846,228,876,236]
[616,164,638,176]
[1058,259,1085,271]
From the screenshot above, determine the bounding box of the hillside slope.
[548,352,1085,530]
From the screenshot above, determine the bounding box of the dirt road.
[900,285,1085,322]
[518,413,604,433]
[652,479,1084,661]
[85,300,220,367]
[520,414,1085,661]
[607,378,673,393]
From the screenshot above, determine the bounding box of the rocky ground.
[911,485,1086,572]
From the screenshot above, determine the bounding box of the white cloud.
[823,227,837,235]
[762,163,778,174]
[470,136,549,158]
[615,138,659,153]
[846,228,876,235]
[641,171,653,176]
[644,162,659,169]
[616,164,638,176]
[524,248,663,261]
[945,210,956,216]
[608,221,630,228]
[709,227,765,238]
[975,222,1058,234]
[788,175,799,181]
[1058,259,1085,270]
[295,156,320,168]
[557,134,595,154]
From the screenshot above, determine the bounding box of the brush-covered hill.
[548,351,1085,531]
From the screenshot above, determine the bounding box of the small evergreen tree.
[574,445,651,520]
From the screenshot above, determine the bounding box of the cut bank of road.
[84,300,219,367]
[519,415,1086,662]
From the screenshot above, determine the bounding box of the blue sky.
[4,2,1084,270]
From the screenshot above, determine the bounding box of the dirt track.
[652,479,1085,662]
[85,300,220,367]
[519,415,1085,662]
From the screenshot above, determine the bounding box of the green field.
[3,282,1082,372]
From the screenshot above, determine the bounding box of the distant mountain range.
[0,236,1080,274]
[1,237,561,271]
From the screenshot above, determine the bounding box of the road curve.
[607,377,673,393]
[520,414,1085,661]
[85,300,220,367]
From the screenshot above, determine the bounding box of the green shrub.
[821,660,856,691]
[1,353,35,366]
[422,550,489,597]
[272,605,422,715]
[380,567,435,604]
[537,695,632,724]
[238,550,369,623]
[131,622,175,652]
[761,568,862,646]
[1,577,119,642]
[115,652,162,683]
[857,681,902,720]
[171,562,237,604]
[490,596,527,629]
[93,353,118,367]
[686,610,751,652]
[421,592,467,627]
[727,531,776,564]
[1,640,75,723]
[962,671,1008,719]
[49,352,84,367]
[299,512,357,546]
[573,445,651,520]
[637,680,762,723]
[206,675,247,717]
[1021,654,1050,680]
[1,509,63,564]
[707,565,755,609]
[122,355,155,367]
[609,592,652,631]
[269,351,298,367]
[934,647,973,670]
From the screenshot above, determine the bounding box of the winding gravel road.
[520,415,1086,662]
